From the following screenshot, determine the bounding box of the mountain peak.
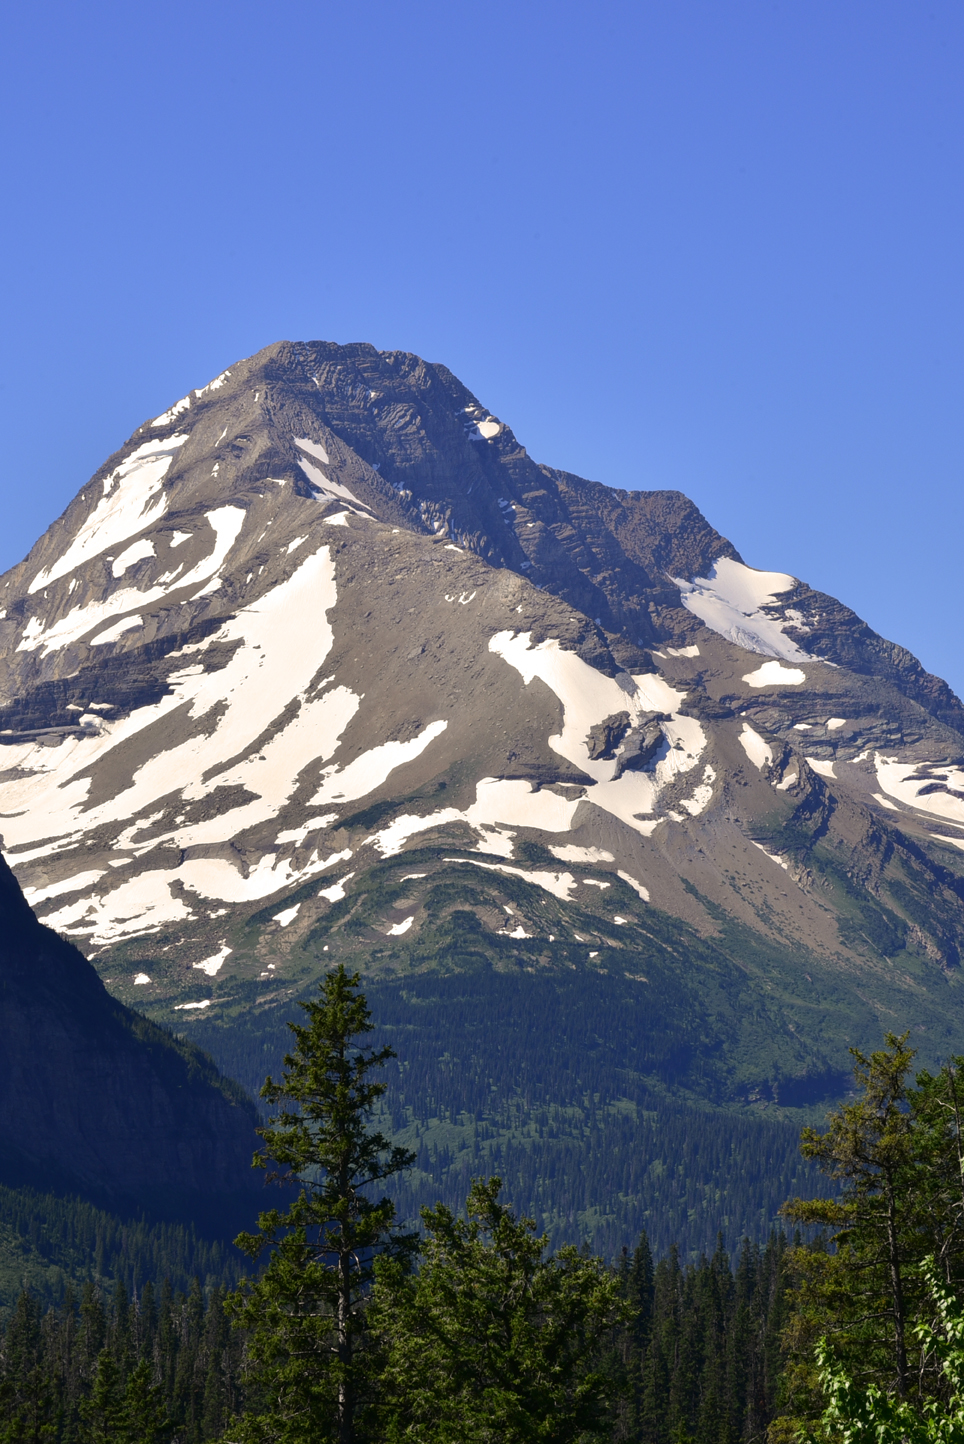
[2,340,964,1123]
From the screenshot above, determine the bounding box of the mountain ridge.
[0,850,260,1232]
[2,338,964,1151]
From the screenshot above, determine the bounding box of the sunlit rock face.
[3,339,964,1102]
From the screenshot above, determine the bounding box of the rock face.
[2,339,964,1110]
[0,851,259,1231]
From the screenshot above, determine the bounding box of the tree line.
[2,969,964,1442]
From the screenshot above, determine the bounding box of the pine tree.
[783,1033,922,1402]
[78,1349,126,1443]
[227,965,416,1444]
[122,1360,169,1444]
[372,1175,626,1444]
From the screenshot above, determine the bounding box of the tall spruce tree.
[227,966,416,1444]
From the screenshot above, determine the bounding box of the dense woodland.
[0,1186,244,1313]
[0,1228,790,1444]
[2,973,963,1443]
[190,965,831,1259]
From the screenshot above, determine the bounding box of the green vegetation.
[808,1258,964,1444]
[372,1175,625,1443]
[15,979,964,1441]
[0,1185,244,1316]
[0,1277,242,1442]
[228,966,415,1443]
[617,1229,789,1444]
[190,964,832,1258]
[780,1036,964,1435]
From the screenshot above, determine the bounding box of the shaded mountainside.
[0,1182,244,1315]
[2,338,964,1243]
[0,854,260,1234]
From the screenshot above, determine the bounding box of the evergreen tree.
[778,1037,964,1436]
[78,1349,126,1443]
[808,1257,964,1444]
[782,1033,923,1403]
[122,1360,169,1444]
[372,1175,626,1444]
[227,965,416,1444]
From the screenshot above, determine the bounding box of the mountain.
[2,338,963,1245]
[0,850,259,1233]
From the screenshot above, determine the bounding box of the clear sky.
[2,2,962,695]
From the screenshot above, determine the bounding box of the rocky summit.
[3,339,964,1142]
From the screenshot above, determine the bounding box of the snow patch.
[133,973,151,984]
[195,370,231,396]
[294,440,369,510]
[742,661,806,687]
[467,419,502,441]
[296,438,330,465]
[751,841,789,871]
[319,873,354,902]
[444,857,579,901]
[152,396,191,426]
[387,915,414,936]
[739,725,772,770]
[29,436,188,593]
[808,758,836,779]
[311,721,448,806]
[874,756,964,827]
[618,871,650,901]
[549,845,615,864]
[111,538,155,577]
[272,904,301,927]
[370,777,581,858]
[3,546,355,939]
[680,764,717,815]
[193,945,231,976]
[674,558,808,662]
[90,616,143,646]
[489,631,703,834]
[667,645,700,657]
[20,506,245,655]
[275,818,341,846]
[23,869,106,903]
[475,828,516,857]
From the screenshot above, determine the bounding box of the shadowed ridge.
[0,851,261,1235]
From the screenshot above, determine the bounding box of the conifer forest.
[2,972,964,1444]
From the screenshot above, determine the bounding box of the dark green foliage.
[191,967,831,1258]
[778,1038,964,1430]
[372,1176,627,1443]
[0,1184,245,1316]
[0,1278,243,1443]
[615,1230,789,1444]
[227,966,416,1444]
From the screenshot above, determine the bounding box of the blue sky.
[2,2,962,694]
